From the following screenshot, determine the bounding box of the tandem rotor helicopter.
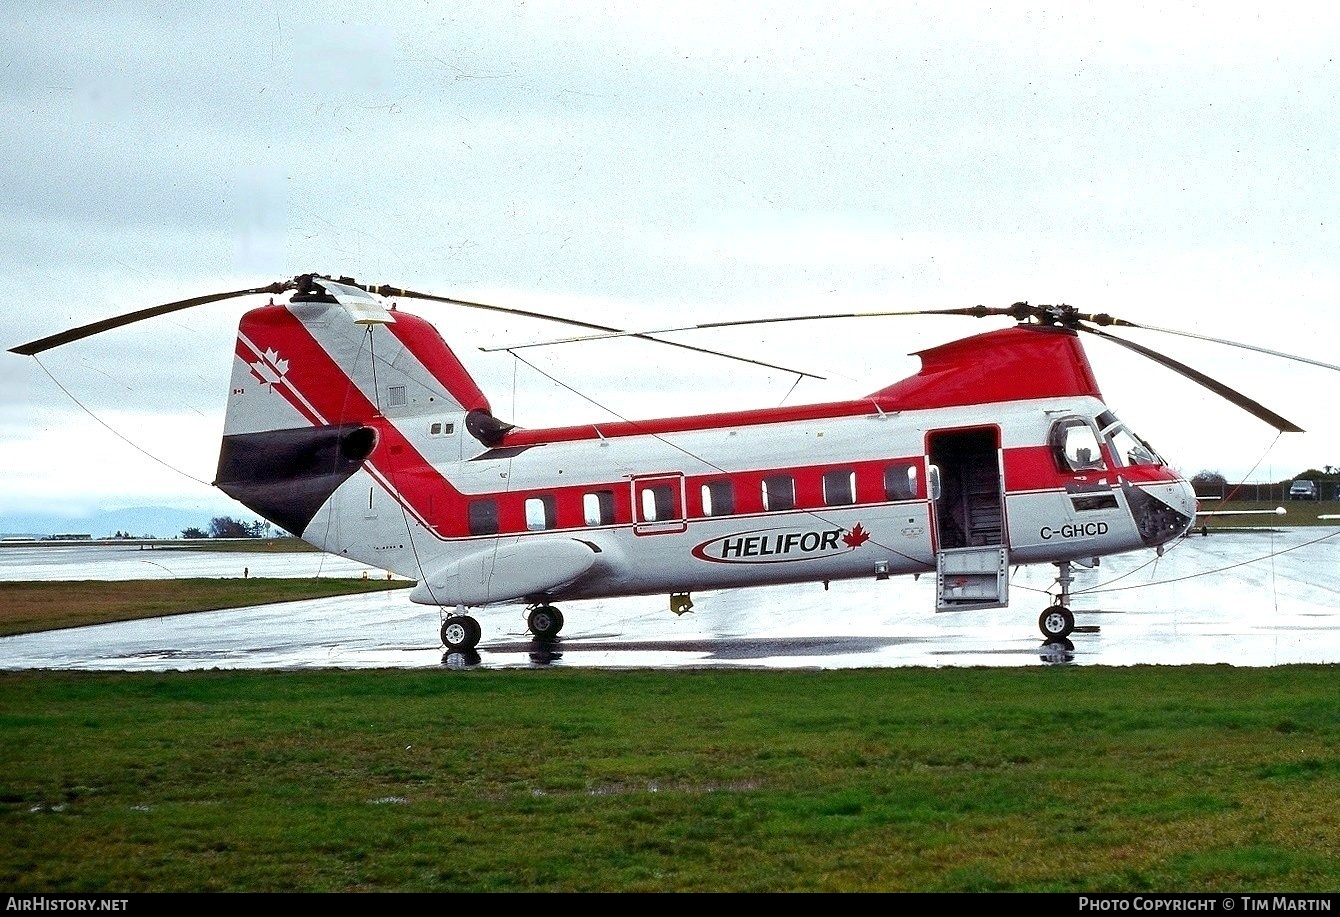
[11,274,1334,652]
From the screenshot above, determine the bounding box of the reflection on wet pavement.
[2,528,1338,671]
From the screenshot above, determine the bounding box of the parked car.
[1288,479,1319,500]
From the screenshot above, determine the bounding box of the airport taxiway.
[1,527,1338,671]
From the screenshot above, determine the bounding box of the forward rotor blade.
[10,283,290,356]
[1081,325,1304,433]
[1091,318,1340,374]
[370,284,827,379]
[477,305,1017,353]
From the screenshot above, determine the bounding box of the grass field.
[153,537,321,553]
[2,542,1337,892]
[1199,500,1340,529]
[1,664,1336,892]
[0,578,411,637]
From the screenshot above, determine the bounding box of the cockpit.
[1049,411,1165,475]
[1095,410,1163,467]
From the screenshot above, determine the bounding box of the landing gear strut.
[441,613,481,651]
[1038,560,1076,640]
[528,604,564,641]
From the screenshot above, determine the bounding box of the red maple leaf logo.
[842,523,871,549]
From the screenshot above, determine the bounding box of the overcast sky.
[3,1,1339,523]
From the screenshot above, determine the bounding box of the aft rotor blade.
[371,284,827,379]
[10,283,290,356]
[478,305,1018,353]
[1081,325,1304,433]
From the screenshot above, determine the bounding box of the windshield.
[1096,411,1163,467]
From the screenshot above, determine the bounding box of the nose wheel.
[1038,560,1077,640]
[1039,605,1075,640]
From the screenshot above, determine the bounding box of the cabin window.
[761,474,795,512]
[822,469,856,506]
[428,421,455,436]
[1050,418,1107,473]
[884,462,919,501]
[639,483,677,522]
[701,480,735,516]
[468,499,499,535]
[525,495,557,531]
[583,490,616,526]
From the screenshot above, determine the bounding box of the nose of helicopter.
[1171,475,1198,522]
[1157,475,1199,544]
[1125,473,1198,548]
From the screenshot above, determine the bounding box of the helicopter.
[10,273,1326,652]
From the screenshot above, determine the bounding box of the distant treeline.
[180,516,274,539]
[1192,467,1340,501]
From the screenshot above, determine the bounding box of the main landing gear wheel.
[1039,605,1075,640]
[528,604,564,641]
[441,615,481,651]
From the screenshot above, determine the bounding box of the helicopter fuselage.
[215,300,1196,625]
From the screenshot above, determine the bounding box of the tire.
[528,605,564,640]
[1038,605,1075,640]
[441,615,481,651]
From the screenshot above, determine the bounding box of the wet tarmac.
[0,542,378,582]
[2,528,1338,672]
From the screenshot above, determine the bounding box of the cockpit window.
[1049,417,1107,473]
[1107,426,1160,466]
[1096,412,1163,467]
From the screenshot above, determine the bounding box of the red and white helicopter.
[11,274,1317,652]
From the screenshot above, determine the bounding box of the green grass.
[1,665,1337,892]
[153,537,321,553]
[1200,500,1340,528]
[0,578,411,637]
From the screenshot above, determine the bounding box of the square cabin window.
[822,469,856,506]
[468,499,499,535]
[583,490,616,526]
[884,463,919,501]
[701,480,735,516]
[525,495,557,531]
[639,483,677,522]
[761,474,795,512]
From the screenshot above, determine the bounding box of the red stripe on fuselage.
[505,400,885,447]
[1003,445,1067,493]
[383,312,492,414]
[871,326,1103,409]
[505,326,1104,448]
[236,306,464,534]
[1002,443,1185,494]
[233,336,325,427]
